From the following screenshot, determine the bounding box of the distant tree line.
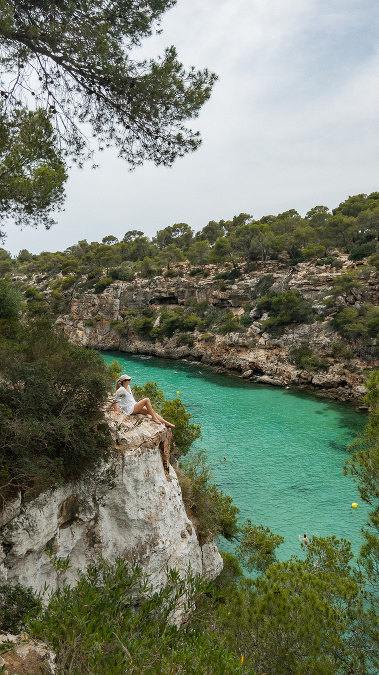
[1,192,379,283]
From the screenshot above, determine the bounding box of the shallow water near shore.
[102,351,369,561]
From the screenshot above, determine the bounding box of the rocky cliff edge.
[0,413,222,597]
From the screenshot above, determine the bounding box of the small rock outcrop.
[0,633,56,675]
[0,414,223,597]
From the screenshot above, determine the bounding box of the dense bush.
[23,285,46,316]
[330,271,362,298]
[349,242,377,261]
[109,267,135,281]
[132,307,202,341]
[290,346,329,371]
[133,311,155,338]
[330,341,353,359]
[0,293,114,503]
[176,332,194,347]
[214,268,242,281]
[178,451,239,543]
[0,584,42,633]
[0,279,21,318]
[94,276,113,294]
[217,311,242,335]
[257,290,313,334]
[29,559,242,675]
[332,304,379,342]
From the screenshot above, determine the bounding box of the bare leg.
[132,399,175,428]
[133,398,160,422]
[153,412,175,428]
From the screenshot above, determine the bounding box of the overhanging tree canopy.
[0,105,67,238]
[0,0,217,167]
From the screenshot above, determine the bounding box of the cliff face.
[0,414,222,596]
[54,259,378,401]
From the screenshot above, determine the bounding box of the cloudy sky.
[4,0,379,256]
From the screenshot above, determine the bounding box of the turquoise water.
[102,351,370,561]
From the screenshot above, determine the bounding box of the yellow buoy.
[177,391,180,395]
[352,503,358,508]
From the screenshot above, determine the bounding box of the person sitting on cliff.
[113,374,175,428]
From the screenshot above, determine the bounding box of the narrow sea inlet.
[102,351,369,561]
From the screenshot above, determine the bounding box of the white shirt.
[113,385,136,415]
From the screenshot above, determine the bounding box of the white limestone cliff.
[0,413,223,596]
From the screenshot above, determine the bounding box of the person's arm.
[113,388,122,414]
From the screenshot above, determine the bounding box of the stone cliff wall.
[0,413,222,597]
[54,260,378,401]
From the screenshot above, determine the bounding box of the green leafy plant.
[28,558,242,675]
[0,584,42,633]
[94,277,113,294]
[0,312,114,505]
[290,346,329,371]
[257,290,313,334]
[178,451,239,543]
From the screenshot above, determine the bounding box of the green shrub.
[110,320,126,332]
[133,314,155,338]
[29,558,242,675]
[214,268,242,281]
[61,274,77,290]
[240,302,253,327]
[159,307,184,338]
[178,451,239,543]
[330,341,353,359]
[0,318,113,504]
[218,311,241,335]
[324,255,343,269]
[349,241,377,261]
[251,274,275,299]
[332,304,379,342]
[189,267,202,276]
[368,252,379,270]
[331,271,362,297]
[163,268,178,278]
[0,280,21,319]
[290,346,329,371]
[0,584,42,633]
[181,312,200,332]
[200,333,213,341]
[94,276,113,294]
[302,244,325,260]
[88,267,102,279]
[176,332,194,347]
[257,290,313,334]
[23,286,46,316]
[109,267,135,281]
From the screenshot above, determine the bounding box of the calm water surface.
[102,351,369,561]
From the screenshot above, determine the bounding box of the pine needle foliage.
[0,281,114,505]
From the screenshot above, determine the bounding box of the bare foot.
[165,422,175,428]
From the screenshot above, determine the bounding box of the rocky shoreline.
[51,258,378,405]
